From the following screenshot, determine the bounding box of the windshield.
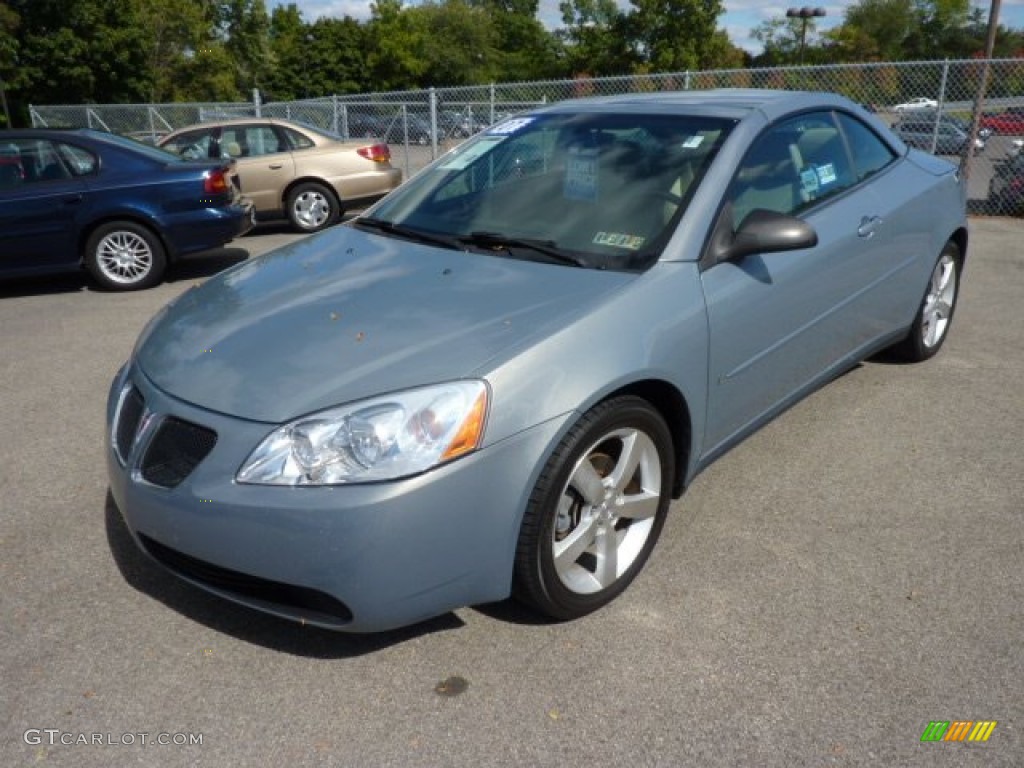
[363,111,733,271]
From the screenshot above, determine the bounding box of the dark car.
[0,129,253,290]
[988,154,1024,215]
[344,112,444,145]
[892,114,985,156]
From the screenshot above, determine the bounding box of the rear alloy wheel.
[85,221,166,291]
[514,396,673,620]
[892,241,961,362]
[286,182,340,233]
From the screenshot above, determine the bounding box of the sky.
[272,0,1024,54]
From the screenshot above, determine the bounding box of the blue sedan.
[106,90,966,631]
[0,129,254,290]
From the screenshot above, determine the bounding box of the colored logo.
[921,721,997,742]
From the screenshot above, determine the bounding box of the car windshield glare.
[367,112,733,271]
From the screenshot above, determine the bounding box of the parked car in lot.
[892,114,985,155]
[988,154,1024,214]
[0,128,253,290]
[979,106,1024,135]
[342,112,445,146]
[893,97,938,112]
[159,118,402,233]
[108,90,966,632]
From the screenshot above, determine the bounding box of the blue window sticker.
[564,148,599,201]
[816,163,837,185]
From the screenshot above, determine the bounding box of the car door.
[220,124,294,214]
[699,111,900,456]
[0,138,90,272]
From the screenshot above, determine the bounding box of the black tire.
[891,240,961,362]
[513,396,673,620]
[286,182,341,233]
[84,221,166,291]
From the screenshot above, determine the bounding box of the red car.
[979,107,1024,135]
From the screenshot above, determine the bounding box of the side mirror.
[709,206,818,264]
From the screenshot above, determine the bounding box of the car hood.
[136,228,632,423]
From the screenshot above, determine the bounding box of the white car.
[894,97,939,112]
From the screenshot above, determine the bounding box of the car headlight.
[237,381,488,485]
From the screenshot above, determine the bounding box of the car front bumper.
[105,363,564,632]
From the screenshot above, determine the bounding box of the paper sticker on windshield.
[439,135,506,170]
[564,148,598,201]
[800,168,820,196]
[593,231,645,250]
[682,135,705,149]
[816,163,837,186]
[488,117,534,135]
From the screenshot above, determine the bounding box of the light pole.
[786,7,826,65]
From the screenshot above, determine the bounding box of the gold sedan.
[160,118,402,232]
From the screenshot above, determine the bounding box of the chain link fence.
[30,58,1024,216]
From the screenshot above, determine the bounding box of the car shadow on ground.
[103,491,465,656]
[165,246,251,283]
[0,248,252,299]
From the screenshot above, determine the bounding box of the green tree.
[0,1,22,125]
[469,0,564,81]
[267,8,369,99]
[8,0,150,106]
[558,0,633,76]
[627,0,725,72]
[365,0,429,91]
[131,0,215,102]
[214,0,272,96]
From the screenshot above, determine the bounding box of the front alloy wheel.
[892,240,961,362]
[514,396,673,620]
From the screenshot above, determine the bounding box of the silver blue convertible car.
[107,90,966,632]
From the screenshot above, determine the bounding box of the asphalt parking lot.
[2,217,1021,767]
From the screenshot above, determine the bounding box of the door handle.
[62,194,84,206]
[268,163,283,169]
[857,215,882,238]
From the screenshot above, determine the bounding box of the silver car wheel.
[96,230,154,284]
[552,427,662,594]
[921,251,957,348]
[292,189,331,230]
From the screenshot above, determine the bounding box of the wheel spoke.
[617,489,660,521]
[554,514,598,572]
[570,459,606,506]
[606,430,645,493]
[592,523,618,587]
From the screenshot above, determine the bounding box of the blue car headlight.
[236,381,489,485]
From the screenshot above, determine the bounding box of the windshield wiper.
[353,217,461,251]
[461,231,587,268]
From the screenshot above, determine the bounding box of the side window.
[5,139,71,183]
[729,112,854,228]
[837,113,896,182]
[220,127,249,158]
[162,129,212,160]
[282,127,314,150]
[242,126,283,156]
[57,143,98,176]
